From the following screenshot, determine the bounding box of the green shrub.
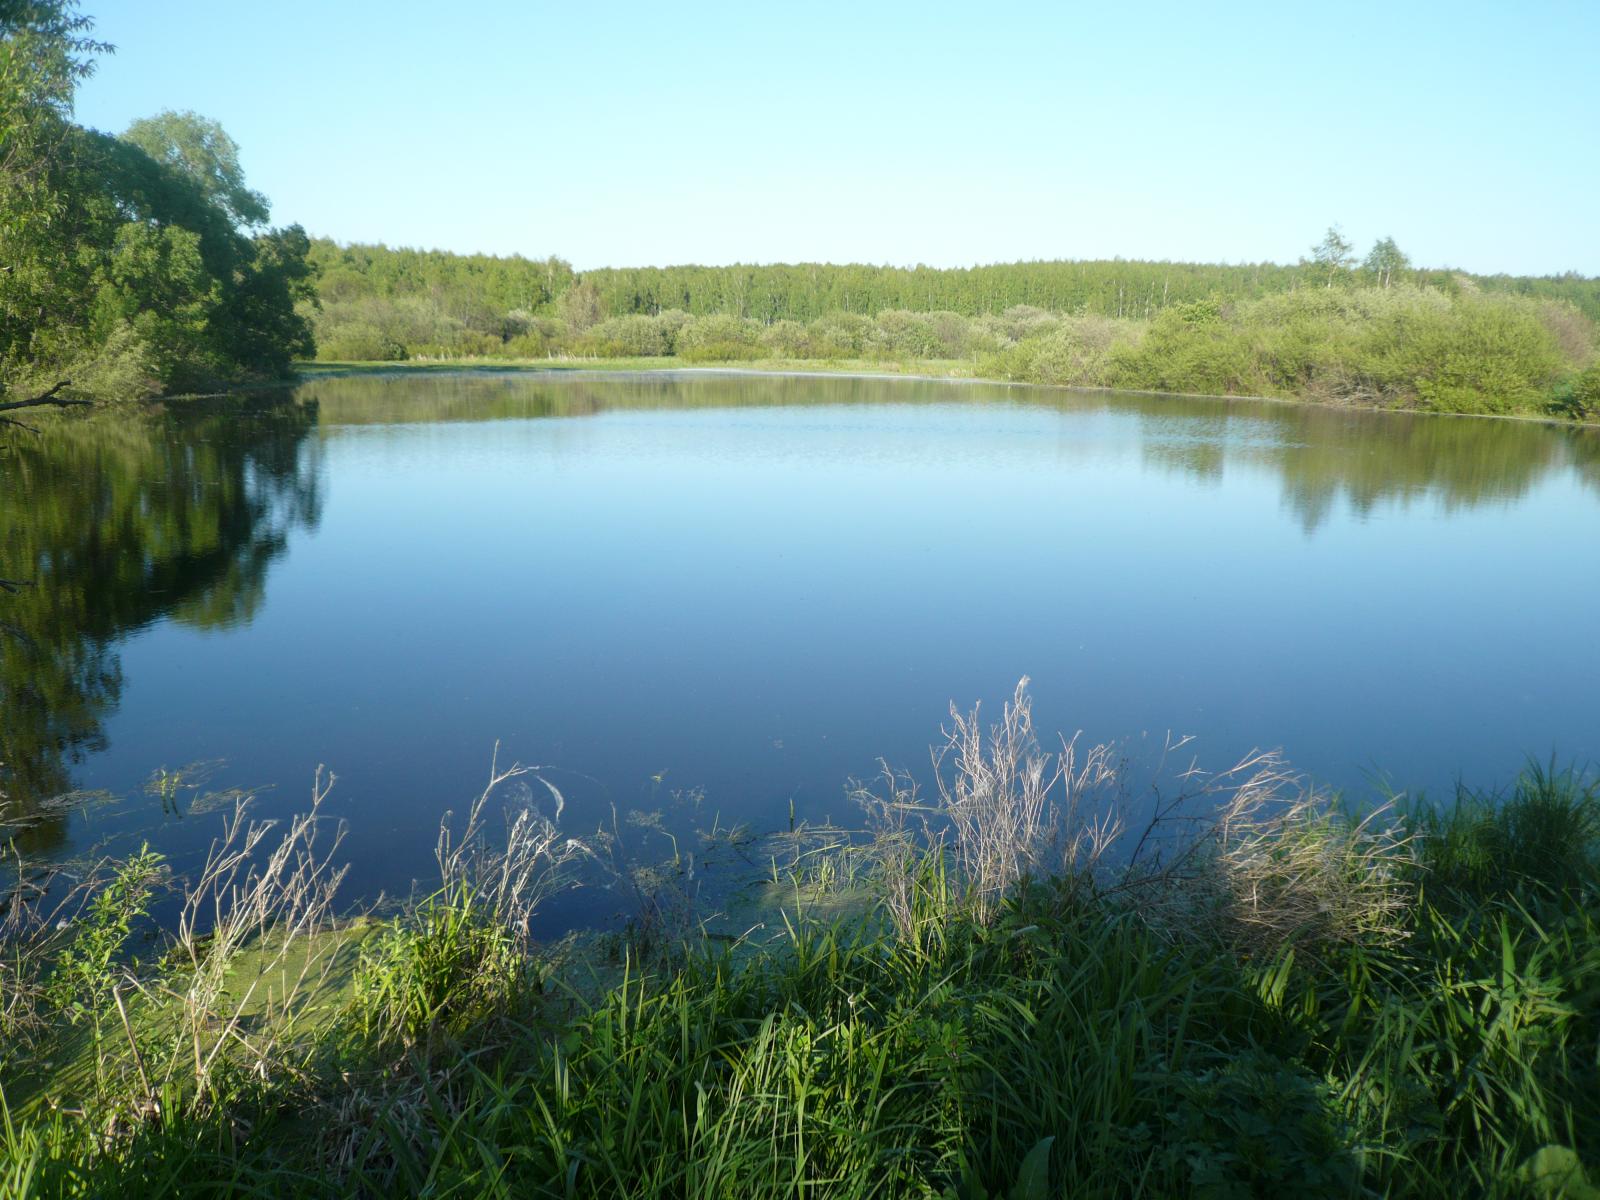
[993,304,1061,342]
[1109,300,1261,395]
[1553,364,1600,420]
[759,318,810,357]
[1008,316,1139,387]
[677,313,763,361]
[586,315,671,357]
[1408,297,1566,414]
[499,330,551,358]
[315,322,407,362]
[868,309,945,359]
[807,311,874,356]
[1156,1052,1361,1196]
[655,308,691,352]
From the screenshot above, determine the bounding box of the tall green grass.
[2,747,1597,1198]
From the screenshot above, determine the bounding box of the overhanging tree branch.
[0,379,85,415]
[0,380,87,433]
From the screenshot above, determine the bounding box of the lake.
[4,371,1598,923]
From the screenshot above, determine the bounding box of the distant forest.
[308,238,1600,332]
[304,238,1600,420]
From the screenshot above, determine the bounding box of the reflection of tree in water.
[307,373,1600,530]
[302,369,1026,425]
[1128,396,1600,533]
[0,395,321,853]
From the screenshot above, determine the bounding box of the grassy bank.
[296,352,1600,431]
[296,356,983,383]
[3,687,1598,1197]
[304,283,1600,423]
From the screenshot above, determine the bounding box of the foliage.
[305,251,1598,418]
[1364,236,1411,288]
[0,11,313,399]
[310,242,1600,330]
[1553,364,1600,421]
[42,847,163,1026]
[575,312,679,357]
[120,110,268,229]
[675,312,763,361]
[1309,224,1356,287]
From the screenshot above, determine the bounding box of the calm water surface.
[4,372,1598,917]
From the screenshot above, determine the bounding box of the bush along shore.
[306,287,1600,424]
[2,682,1598,1198]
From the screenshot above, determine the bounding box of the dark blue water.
[4,372,1598,915]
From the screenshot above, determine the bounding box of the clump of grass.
[156,768,348,1114]
[1410,758,1600,902]
[1197,754,1416,954]
[852,677,1122,933]
[349,751,591,1054]
[855,680,1416,958]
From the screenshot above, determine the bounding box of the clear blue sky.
[71,0,1600,275]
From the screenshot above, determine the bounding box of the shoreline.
[289,357,1600,431]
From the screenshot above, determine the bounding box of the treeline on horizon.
[308,237,1600,419]
[309,240,1600,326]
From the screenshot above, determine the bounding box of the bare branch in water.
[0,380,89,433]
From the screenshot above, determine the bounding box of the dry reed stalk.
[856,680,1416,952]
[434,745,593,948]
[155,767,348,1108]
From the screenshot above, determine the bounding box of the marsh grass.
[347,752,591,1055]
[1,698,1597,1198]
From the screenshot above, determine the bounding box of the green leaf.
[1515,1146,1600,1199]
[1501,914,1516,987]
[1010,1136,1055,1200]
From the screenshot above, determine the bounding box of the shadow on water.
[0,394,323,854]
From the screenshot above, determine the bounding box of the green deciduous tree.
[121,109,269,228]
[1,9,312,399]
[1310,226,1356,288]
[1363,236,1411,288]
[0,1,109,380]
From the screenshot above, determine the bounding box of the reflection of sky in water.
[18,375,1600,910]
